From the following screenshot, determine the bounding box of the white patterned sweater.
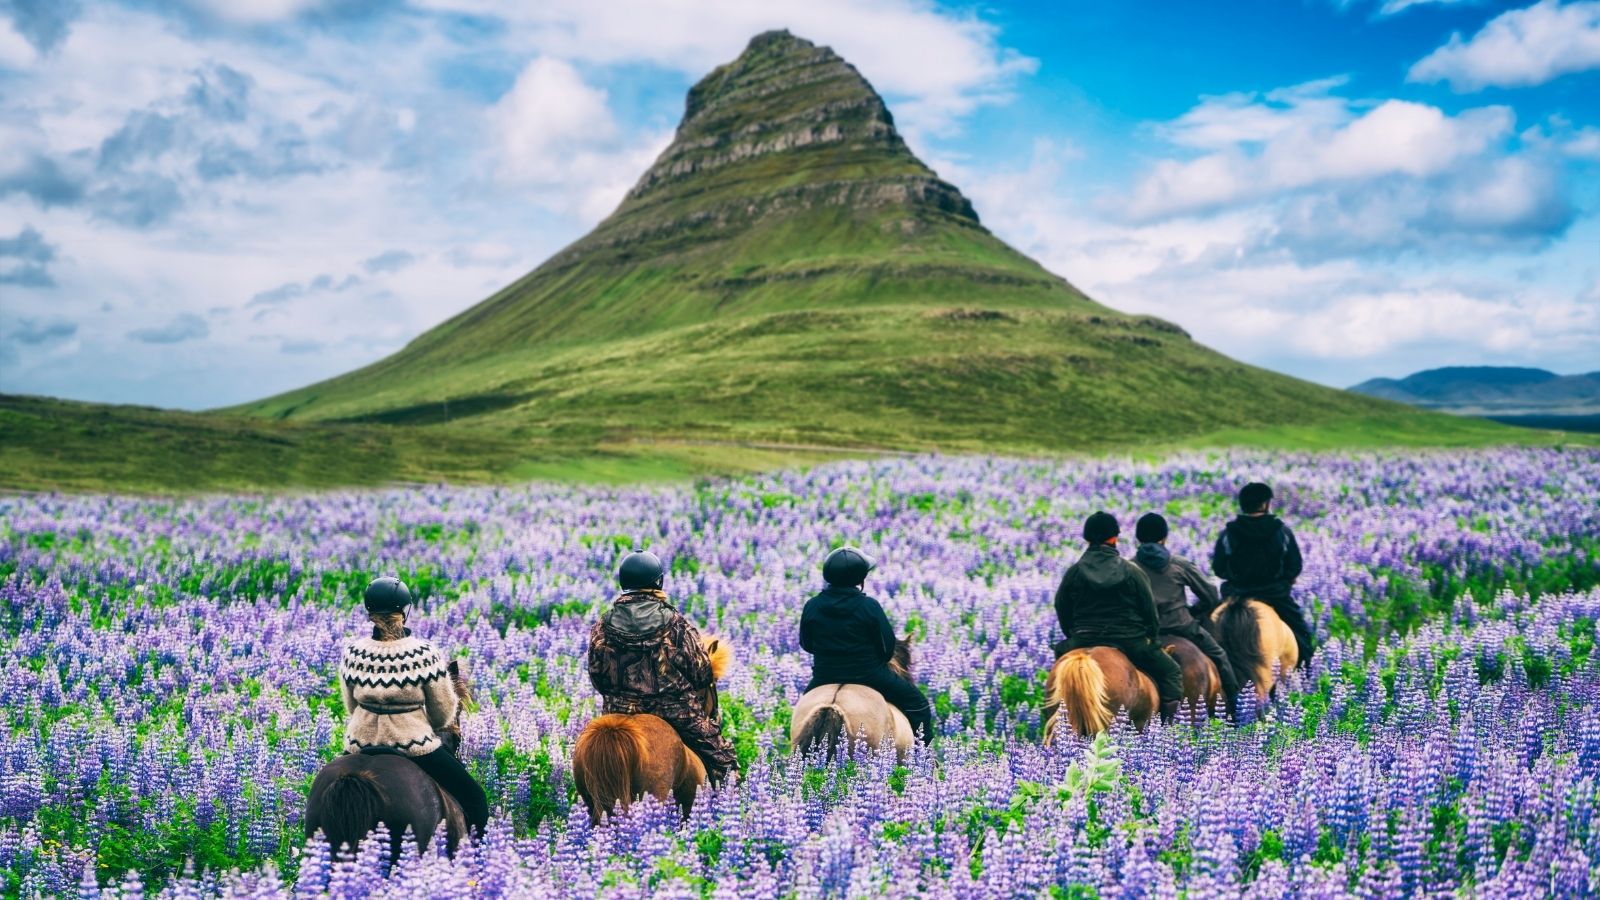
[339,635,458,757]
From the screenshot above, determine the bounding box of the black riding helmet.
[363,576,412,614]
[618,550,665,591]
[822,546,875,587]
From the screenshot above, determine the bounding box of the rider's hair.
[369,610,406,641]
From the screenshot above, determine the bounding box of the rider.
[799,547,935,742]
[339,576,490,837]
[1208,482,1314,666]
[1054,511,1184,723]
[586,550,738,785]
[1132,512,1241,699]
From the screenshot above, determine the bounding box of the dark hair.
[1239,482,1274,513]
[1135,513,1168,544]
[369,611,407,641]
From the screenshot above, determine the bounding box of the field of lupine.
[3,448,1600,898]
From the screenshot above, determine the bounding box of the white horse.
[790,640,916,762]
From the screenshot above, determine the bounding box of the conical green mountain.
[237,31,1407,454]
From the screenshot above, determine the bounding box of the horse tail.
[1049,651,1112,738]
[795,705,847,758]
[319,770,389,854]
[1218,600,1268,696]
[574,717,644,821]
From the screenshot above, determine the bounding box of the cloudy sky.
[1,0,1597,409]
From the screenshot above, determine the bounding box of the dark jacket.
[800,585,896,682]
[587,590,712,701]
[1054,544,1158,641]
[1133,543,1221,630]
[1211,514,1303,604]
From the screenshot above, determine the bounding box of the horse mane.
[318,768,389,854]
[574,716,646,822]
[889,638,913,680]
[1217,600,1268,695]
[1046,650,1111,740]
[702,636,732,681]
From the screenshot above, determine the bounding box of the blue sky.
[1,0,1597,409]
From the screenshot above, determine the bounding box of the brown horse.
[790,640,916,762]
[1043,646,1158,742]
[572,637,731,823]
[1162,635,1223,719]
[1206,598,1298,701]
[304,661,473,857]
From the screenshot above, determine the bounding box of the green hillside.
[231,30,1418,456]
[8,31,1587,495]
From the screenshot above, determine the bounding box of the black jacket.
[800,585,897,682]
[1134,543,1220,631]
[1054,544,1158,641]
[1211,514,1303,604]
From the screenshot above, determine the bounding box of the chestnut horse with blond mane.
[1043,636,1223,740]
[572,637,731,823]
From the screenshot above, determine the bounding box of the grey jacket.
[1133,543,1221,631]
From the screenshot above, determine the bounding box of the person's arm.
[674,617,715,689]
[863,595,896,662]
[1181,558,1221,617]
[339,662,357,715]
[420,646,459,732]
[799,600,816,653]
[586,623,614,694]
[1053,568,1076,636]
[1130,566,1158,641]
[1281,527,1304,583]
[1211,531,1232,582]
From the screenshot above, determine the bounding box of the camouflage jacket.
[587,590,713,702]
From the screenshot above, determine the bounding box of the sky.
[0,0,1597,410]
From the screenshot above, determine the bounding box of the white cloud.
[1409,0,1600,90]
[1378,0,1475,15]
[411,0,1034,140]
[179,0,333,24]
[1128,93,1514,220]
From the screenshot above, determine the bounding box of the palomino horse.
[1043,646,1158,741]
[572,637,731,823]
[1206,598,1298,701]
[790,640,916,762]
[304,661,472,857]
[1162,635,1224,718]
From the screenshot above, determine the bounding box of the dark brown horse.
[304,661,473,857]
[790,639,915,762]
[1043,646,1158,741]
[1161,634,1223,718]
[572,637,731,823]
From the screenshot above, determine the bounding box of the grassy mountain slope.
[232,31,1438,456]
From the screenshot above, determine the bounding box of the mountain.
[231,30,1433,457]
[1351,367,1600,429]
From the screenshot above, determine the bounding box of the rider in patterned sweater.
[339,577,489,837]
[587,551,739,785]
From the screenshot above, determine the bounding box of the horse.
[1206,598,1298,701]
[304,660,473,857]
[571,636,731,824]
[1161,634,1223,719]
[1042,645,1158,742]
[790,639,916,763]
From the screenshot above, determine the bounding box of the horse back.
[306,753,450,856]
[1161,635,1220,713]
[792,685,908,758]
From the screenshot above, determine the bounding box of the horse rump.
[1215,600,1268,697]
[574,715,646,822]
[794,705,847,758]
[1046,650,1112,740]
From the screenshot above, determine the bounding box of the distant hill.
[10,33,1587,494]
[1350,367,1600,431]
[231,30,1432,456]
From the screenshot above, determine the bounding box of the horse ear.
[708,639,719,655]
